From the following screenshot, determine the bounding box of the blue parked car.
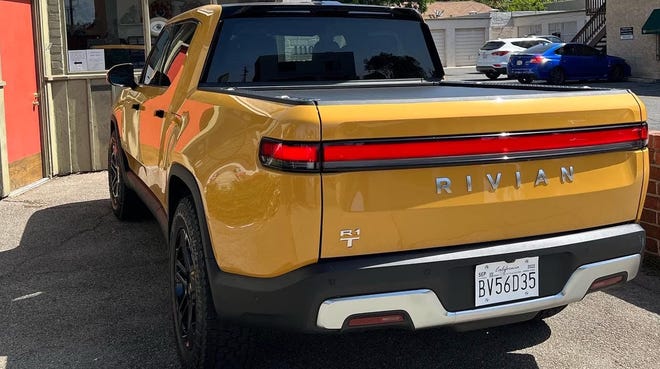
[507,43,631,84]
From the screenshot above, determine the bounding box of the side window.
[162,23,197,83]
[141,26,175,85]
[140,22,197,86]
[578,45,599,56]
[555,47,565,56]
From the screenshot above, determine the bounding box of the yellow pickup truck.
[107,3,648,368]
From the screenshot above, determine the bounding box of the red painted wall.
[0,0,42,163]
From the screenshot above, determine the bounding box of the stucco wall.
[607,0,660,80]
[511,11,587,41]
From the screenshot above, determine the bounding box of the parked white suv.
[476,38,551,79]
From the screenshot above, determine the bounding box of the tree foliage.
[341,0,432,14]
[475,0,550,12]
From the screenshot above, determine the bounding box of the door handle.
[131,103,140,110]
[154,109,165,118]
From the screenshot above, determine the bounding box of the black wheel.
[485,71,500,80]
[548,68,565,85]
[609,65,625,82]
[517,76,533,84]
[171,197,253,369]
[108,128,139,219]
[535,305,566,320]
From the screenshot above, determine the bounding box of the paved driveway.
[0,173,658,369]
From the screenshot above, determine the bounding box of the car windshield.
[480,41,505,50]
[201,17,442,85]
[524,43,557,54]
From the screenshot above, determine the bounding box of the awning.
[642,9,660,34]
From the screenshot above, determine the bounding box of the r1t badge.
[340,228,361,248]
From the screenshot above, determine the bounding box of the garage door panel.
[455,28,486,66]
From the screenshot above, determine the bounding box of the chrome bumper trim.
[316,254,640,330]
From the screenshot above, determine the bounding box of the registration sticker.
[475,257,538,307]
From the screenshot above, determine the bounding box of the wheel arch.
[168,164,217,267]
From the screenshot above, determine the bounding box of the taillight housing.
[530,55,547,64]
[491,51,510,56]
[259,139,320,172]
[259,123,647,172]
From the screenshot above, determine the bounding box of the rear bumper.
[207,223,644,332]
[317,254,639,329]
[476,65,507,74]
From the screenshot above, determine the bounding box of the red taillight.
[530,55,547,64]
[347,313,405,328]
[259,140,319,172]
[491,51,510,56]
[323,125,647,162]
[259,124,647,172]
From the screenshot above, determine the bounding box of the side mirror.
[107,63,138,89]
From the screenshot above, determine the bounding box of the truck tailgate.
[311,84,647,258]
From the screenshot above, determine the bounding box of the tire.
[171,197,253,369]
[108,128,140,220]
[548,68,565,85]
[485,71,500,80]
[517,76,533,84]
[608,65,625,82]
[535,305,566,320]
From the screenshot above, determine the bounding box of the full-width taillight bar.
[258,123,647,172]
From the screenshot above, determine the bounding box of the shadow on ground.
[0,199,552,369]
[0,200,178,369]
[604,264,660,316]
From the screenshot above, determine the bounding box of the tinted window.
[480,41,505,50]
[201,17,441,84]
[525,43,555,54]
[575,44,600,56]
[511,40,549,49]
[142,22,197,86]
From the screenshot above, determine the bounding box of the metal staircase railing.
[585,0,606,16]
[572,1,606,47]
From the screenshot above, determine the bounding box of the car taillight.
[259,123,647,172]
[259,139,320,172]
[491,51,510,56]
[530,55,547,64]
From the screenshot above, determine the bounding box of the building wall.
[0,55,9,196]
[426,17,491,67]
[607,0,660,80]
[510,11,587,41]
[640,133,660,266]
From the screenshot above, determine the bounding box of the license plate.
[516,60,523,65]
[475,257,538,307]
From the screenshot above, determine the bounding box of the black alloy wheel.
[485,70,500,80]
[548,68,566,85]
[609,65,625,82]
[108,129,138,219]
[170,197,254,369]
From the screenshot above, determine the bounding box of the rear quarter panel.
[169,91,322,277]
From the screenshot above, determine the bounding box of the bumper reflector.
[589,273,626,291]
[347,313,405,327]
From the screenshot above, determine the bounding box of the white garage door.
[430,30,446,64]
[455,28,486,66]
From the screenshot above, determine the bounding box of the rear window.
[511,40,549,49]
[524,43,556,54]
[480,41,505,50]
[201,17,441,85]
